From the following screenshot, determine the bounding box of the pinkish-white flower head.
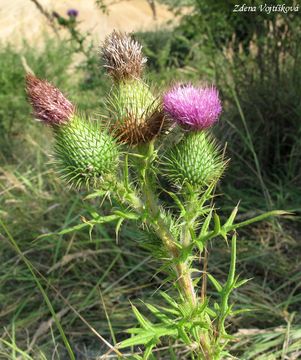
[163,84,222,130]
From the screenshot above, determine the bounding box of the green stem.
[130,142,197,305]
[144,176,197,305]
[182,190,199,247]
[117,178,197,305]
[218,233,237,335]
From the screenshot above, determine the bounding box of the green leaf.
[206,307,217,317]
[231,308,252,315]
[113,210,139,220]
[196,241,204,252]
[118,327,177,349]
[214,212,221,234]
[59,214,120,235]
[214,302,220,311]
[143,342,156,360]
[178,327,191,344]
[118,333,154,348]
[59,222,90,235]
[132,305,153,330]
[229,210,289,230]
[234,277,252,289]
[200,210,213,237]
[224,203,239,229]
[160,291,179,309]
[84,190,109,200]
[144,303,173,324]
[164,190,186,217]
[126,328,146,335]
[115,217,124,243]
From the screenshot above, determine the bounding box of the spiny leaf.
[118,332,154,348]
[200,210,213,237]
[144,303,173,324]
[113,209,139,220]
[131,305,153,330]
[207,273,223,293]
[224,203,239,229]
[214,212,221,234]
[143,342,156,360]
[119,327,177,349]
[59,214,120,235]
[228,210,289,230]
[234,277,252,289]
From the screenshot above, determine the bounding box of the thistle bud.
[101,31,147,81]
[107,80,167,145]
[26,75,119,188]
[54,116,119,188]
[162,132,225,188]
[26,74,74,126]
[163,84,222,131]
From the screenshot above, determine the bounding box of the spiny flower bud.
[162,132,225,188]
[26,74,74,126]
[106,80,167,145]
[163,84,222,130]
[54,116,119,188]
[101,31,147,81]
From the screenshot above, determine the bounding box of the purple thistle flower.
[163,84,222,130]
[67,9,78,17]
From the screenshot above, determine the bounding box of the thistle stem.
[139,143,197,305]
[182,191,199,247]
[218,233,237,335]
[144,185,197,305]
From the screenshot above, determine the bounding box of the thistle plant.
[26,32,283,359]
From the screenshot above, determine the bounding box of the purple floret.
[67,9,78,17]
[163,84,222,130]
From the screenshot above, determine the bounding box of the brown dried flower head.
[112,107,168,146]
[26,74,75,126]
[101,31,147,81]
[107,80,171,146]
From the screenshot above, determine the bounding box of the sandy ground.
[0,0,173,47]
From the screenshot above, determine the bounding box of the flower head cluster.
[163,84,222,130]
[101,31,147,81]
[67,9,78,17]
[26,74,74,126]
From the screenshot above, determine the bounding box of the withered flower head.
[107,80,170,145]
[26,74,74,126]
[101,30,147,81]
[112,107,168,146]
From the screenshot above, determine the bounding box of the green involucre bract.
[162,131,225,188]
[109,80,157,121]
[106,80,166,145]
[53,115,119,188]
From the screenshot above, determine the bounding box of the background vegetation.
[0,0,300,358]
